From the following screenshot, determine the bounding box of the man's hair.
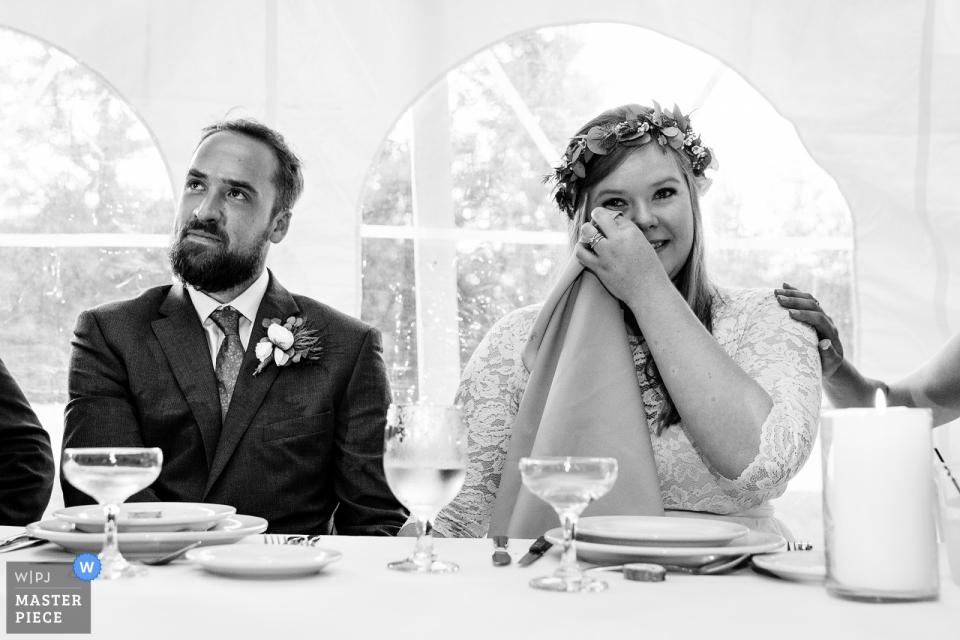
[199,118,304,217]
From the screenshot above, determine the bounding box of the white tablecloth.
[1,527,957,639]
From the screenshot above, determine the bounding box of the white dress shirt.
[186,270,271,368]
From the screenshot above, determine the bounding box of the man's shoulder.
[83,284,175,321]
[289,294,374,337]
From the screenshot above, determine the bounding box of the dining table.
[1,526,957,639]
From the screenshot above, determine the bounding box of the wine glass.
[383,404,466,573]
[62,447,163,580]
[519,456,618,592]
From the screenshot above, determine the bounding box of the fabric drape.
[489,256,664,538]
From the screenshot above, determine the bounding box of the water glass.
[384,404,466,573]
[519,456,618,593]
[61,447,163,579]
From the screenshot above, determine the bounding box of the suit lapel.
[152,284,222,469]
[203,274,300,497]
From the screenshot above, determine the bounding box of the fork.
[263,534,321,546]
[785,541,813,551]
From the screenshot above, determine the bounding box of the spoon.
[140,541,202,566]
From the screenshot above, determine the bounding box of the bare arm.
[579,210,771,479]
[775,284,960,426]
[893,331,960,426]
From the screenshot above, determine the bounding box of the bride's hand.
[575,208,667,306]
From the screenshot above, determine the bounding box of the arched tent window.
[361,24,854,402]
[360,24,855,542]
[0,27,174,501]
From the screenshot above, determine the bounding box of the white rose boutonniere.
[253,315,323,376]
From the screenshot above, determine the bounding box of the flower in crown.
[546,102,719,217]
[253,315,323,376]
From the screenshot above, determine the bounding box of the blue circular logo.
[73,553,101,581]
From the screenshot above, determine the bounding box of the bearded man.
[62,119,406,535]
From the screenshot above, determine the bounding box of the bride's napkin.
[489,256,664,539]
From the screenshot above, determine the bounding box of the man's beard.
[168,219,268,294]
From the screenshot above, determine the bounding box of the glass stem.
[557,511,580,578]
[409,516,436,566]
[102,502,121,562]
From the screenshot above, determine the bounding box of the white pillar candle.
[821,405,939,601]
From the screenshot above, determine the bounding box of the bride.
[435,103,821,539]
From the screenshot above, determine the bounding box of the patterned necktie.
[209,306,244,424]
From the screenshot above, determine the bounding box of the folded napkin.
[489,255,664,539]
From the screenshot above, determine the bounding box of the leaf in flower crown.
[585,126,609,154]
[706,150,719,171]
[651,100,664,125]
[667,133,684,150]
[661,126,679,137]
[571,144,582,162]
[673,105,688,132]
[657,134,667,146]
[583,149,594,163]
[572,161,586,178]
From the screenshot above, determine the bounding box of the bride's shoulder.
[711,285,782,321]
[484,304,542,344]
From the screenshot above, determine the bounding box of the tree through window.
[360,23,854,403]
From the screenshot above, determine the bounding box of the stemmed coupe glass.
[383,404,467,573]
[61,447,163,580]
[519,456,618,592]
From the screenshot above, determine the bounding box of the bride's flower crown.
[547,102,719,217]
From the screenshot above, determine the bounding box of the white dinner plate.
[546,527,785,568]
[26,515,268,559]
[186,545,342,578]
[752,551,826,582]
[576,515,750,547]
[54,503,236,533]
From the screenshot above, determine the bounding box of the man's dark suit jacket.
[62,272,406,535]
[0,356,55,526]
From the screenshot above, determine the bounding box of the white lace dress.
[435,286,822,538]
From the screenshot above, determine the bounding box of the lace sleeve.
[712,289,822,503]
[433,307,537,538]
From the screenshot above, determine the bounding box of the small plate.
[752,551,825,582]
[577,516,749,547]
[546,527,784,568]
[26,515,267,559]
[186,545,342,578]
[54,503,236,533]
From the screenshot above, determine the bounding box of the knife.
[492,535,511,566]
[518,535,553,567]
[0,539,48,554]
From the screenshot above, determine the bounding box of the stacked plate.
[27,503,267,559]
[545,515,785,568]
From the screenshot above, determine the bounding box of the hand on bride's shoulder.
[774,282,843,377]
